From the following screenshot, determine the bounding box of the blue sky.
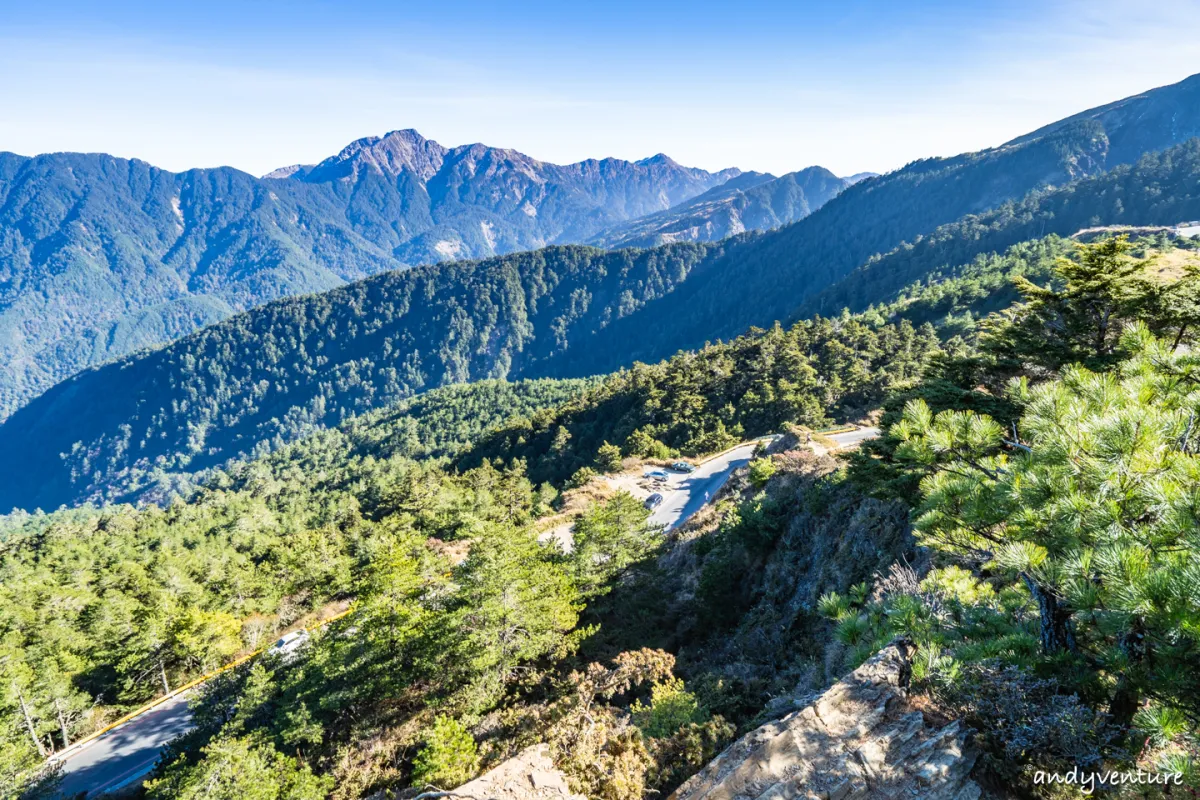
[1,0,1199,177]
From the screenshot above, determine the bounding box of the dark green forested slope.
[0,136,737,419]
[460,315,939,485]
[7,134,1200,513]
[0,245,714,511]
[3,72,1198,424]
[536,133,1200,380]
[125,377,598,507]
[796,140,1200,320]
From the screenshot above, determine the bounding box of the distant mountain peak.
[637,153,680,167]
[304,128,450,182]
[589,165,848,249]
[841,172,879,185]
[262,164,313,180]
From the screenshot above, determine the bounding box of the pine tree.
[411,715,479,789]
[894,325,1200,729]
[595,442,625,473]
[982,236,1156,372]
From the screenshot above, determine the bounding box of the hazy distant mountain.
[278,130,742,263]
[590,167,849,249]
[842,172,878,185]
[9,66,1200,512]
[0,133,737,418]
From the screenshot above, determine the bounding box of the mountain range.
[588,167,852,249]
[3,72,1200,512]
[1,134,852,420]
[269,130,743,261]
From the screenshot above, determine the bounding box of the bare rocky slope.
[669,642,981,800]
[438,643,984,800]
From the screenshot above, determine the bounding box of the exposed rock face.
[589,167,848,249]
[450,744,585,800]
[669,642,981,800]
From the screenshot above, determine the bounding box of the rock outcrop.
[669,641,981,800]
[449,744,584,800]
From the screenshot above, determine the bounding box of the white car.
[644,469,670,481]
[268,630,310,661]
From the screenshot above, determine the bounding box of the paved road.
[646,441,762,530]
[642,428,878,530]
[54,688,194,797]
[826,426,881,448]
[52,431,877,796]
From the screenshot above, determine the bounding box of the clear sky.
[2,0,1199,178]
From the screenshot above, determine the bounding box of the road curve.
[827,426,881,448]
[55,688,194,797]
[52,432,880,796]
[646,441,762,530]
[644,427,879,530]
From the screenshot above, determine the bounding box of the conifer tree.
[895,325,1200,730]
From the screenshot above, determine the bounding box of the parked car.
[669,461,696,473]
[644,493,664,510]
[269,629,310,661]
[644,469,670,481]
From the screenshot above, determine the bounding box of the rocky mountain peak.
[303,128,450,182]
[637,152,681,167]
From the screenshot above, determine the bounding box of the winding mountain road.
[51,428,879,796]
[645,441,763,530]
[53,689,194,797]
[643,427,877,530]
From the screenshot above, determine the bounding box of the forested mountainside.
[796,140,1200,320]
[1006,69,1200,166]
[5,131,1200,513]
[3,74,1197,425]
[547,136,1200,379]
[0,244,723,512]
[459,315,940,485]
[0,136,737,419]
[5,236,1198,799]
[589,167,849,248]
[125,377,598,507]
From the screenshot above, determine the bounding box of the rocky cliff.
[438,643,982,800]
[668,642,981,800]
[441,744,585,800]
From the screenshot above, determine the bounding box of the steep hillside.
[532,134,1200,379]
[0,154,397,419]
[796,141,1200,320]
[1006,71,1200,167]
[5,78,1200,513]
[0,244,717,511]
[0,136,735,418]
[590,167,848,248]
[125,377,599,507]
